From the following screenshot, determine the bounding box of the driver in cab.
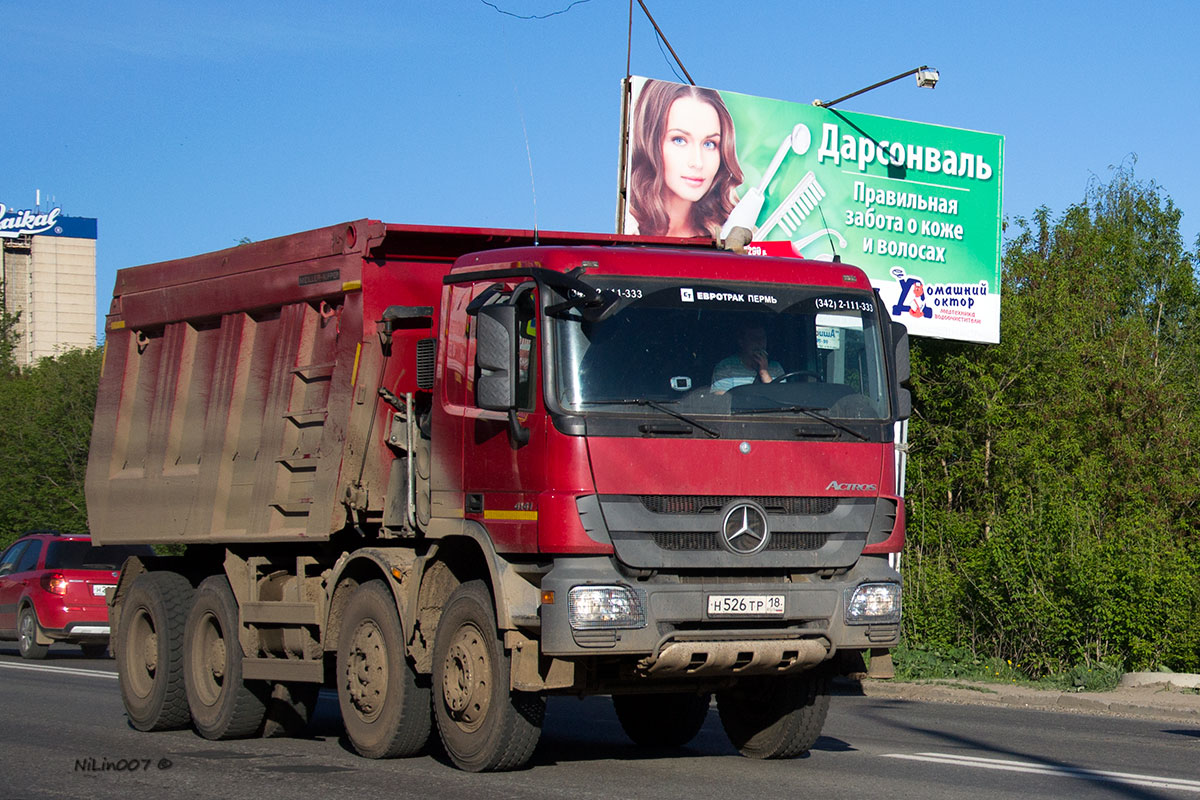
[710,325,783,394]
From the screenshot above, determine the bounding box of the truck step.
[240,601,321,625]
[241,657,323,683]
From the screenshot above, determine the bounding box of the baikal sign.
[0,205,97,240]
[0,204,62,238]
[618,76,1004,343]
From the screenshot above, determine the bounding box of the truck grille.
[638,496,837,516]
[651,531,826,551]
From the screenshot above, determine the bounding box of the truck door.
[461,282,545,553]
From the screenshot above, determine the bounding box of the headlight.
[567,585,646,630]
[844,582,901,625]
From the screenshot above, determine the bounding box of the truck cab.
[429,244,906,685]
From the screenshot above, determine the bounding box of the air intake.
[416,338,436,389]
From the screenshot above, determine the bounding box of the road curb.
[835,676,1200,724]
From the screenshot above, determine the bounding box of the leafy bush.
[902,163,1200,675]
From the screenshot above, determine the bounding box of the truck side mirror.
[896,387,912,420]
[890,321,912,420]
[890,321,911,385]
[475,304,518,411]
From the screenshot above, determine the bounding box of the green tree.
[0,346,104,547]
[903,163,1200,673]
[0,309,19,379]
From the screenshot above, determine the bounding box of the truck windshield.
[553,277,890,420]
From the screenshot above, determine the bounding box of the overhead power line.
[479,0,594,20]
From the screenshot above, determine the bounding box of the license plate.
[92,584,115,597]
[707,594,785,616]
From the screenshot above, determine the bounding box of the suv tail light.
[41,573,69,596]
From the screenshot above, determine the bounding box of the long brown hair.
[628,79,743,237]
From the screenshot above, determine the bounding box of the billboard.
[618,76,1004,343]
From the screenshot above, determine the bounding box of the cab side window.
[514,287,538,411]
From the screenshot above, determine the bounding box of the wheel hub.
[143,630,159,673]
[207,637,226,681]
[441,623,490,730]
[346,621,387,718]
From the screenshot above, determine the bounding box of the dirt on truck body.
[88,219,910,771]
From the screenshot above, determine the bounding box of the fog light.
[845,582,901,624]
[567,585,645,630]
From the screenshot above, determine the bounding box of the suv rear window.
[44,541,155,570]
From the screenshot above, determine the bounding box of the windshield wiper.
[583,398,720,439]
[731,405,868,441]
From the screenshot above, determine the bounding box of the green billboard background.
[621,76,1004,343]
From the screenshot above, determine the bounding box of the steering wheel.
[774,370,822,383]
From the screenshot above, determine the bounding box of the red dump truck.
[87,219,909,771]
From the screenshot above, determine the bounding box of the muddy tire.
[432,580,543,772]
[183,576,268,739]
[260,682,321,738]
[17,607,49,660]
[116,571,195,731]
[717,672,830,759]
[337,580,430,758]
[613,692,711,747]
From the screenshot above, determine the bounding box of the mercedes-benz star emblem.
[720,502,769,555]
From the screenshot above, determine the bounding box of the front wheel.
[432,581,544,772]
[717,672,830,759]
[183,576,268,739]
[17,607,49,660]
[336,580,430,758]
[613,692,711,747]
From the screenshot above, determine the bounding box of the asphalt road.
[1,643,1198,800]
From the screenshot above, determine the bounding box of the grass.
[887,642,1124,693]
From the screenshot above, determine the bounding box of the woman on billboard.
[626,79,743,238]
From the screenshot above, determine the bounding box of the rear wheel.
[337,580,430,758]
[613,692,711,747]
[432,580,544,772]
[717,672,830,759]
[17,607,49,660]
[116,571,195,731]
[183,576,268,739]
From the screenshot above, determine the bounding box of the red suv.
[0,532,154,659]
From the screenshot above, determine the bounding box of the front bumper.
[539,555,900,674]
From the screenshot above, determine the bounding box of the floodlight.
[814,65,940,109]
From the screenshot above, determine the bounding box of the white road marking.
[884,752,1200,793]
[0,660,119,680]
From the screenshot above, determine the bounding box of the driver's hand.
[752,351,772,382]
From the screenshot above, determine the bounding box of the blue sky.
[5,0,1198,341]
